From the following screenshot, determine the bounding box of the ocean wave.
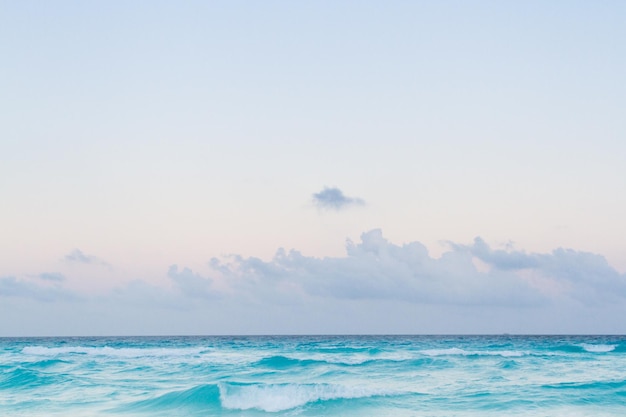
[4,335,626,416]
[254,355,323,369]
[282,352,384,366]
[22,345,207,358]
[580,343,616,353]
[498,359,519,369]
[542,379,626,391]
[26,358,69,368]
[420,348,527,357]
[118,384,221,413]
[253,353,439,369]
[0,367,65,390]
[218,381,397,412]
[312,346,383,355]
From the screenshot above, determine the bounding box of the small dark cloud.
[39,272,65,282]
[312,187,365,210]
[65,249,109,266]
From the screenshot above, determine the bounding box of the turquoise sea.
[1,335,625,416]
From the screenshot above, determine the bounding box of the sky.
[1,1,625,336]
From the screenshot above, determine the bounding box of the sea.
[1,335,625,417]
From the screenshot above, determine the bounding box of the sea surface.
[1,335,625,416]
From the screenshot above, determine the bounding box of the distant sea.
[1,335,625,416]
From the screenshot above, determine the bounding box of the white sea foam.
[218,382,392,412]
[580,343,616,353]
[420,348,526,357]
[288,351,414,365]
[22,345,206,358]
[199,350,265,365]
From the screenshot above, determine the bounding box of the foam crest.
[420,348,526,357]
[580,343,616,353]
[22,345,205,358]
[218,382,390,412]
[287,351,414,365]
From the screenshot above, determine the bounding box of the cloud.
[64,249,109,266]
[12,232,626,311]
[208,230,540,306]
[0,276,78,302]
[451,237,540,270]
[208,230,626,308]
[3,231,626,335]
[454,237,626,304]
[38,272,66,282]
[167,265,217,300]
[312,187,365,210]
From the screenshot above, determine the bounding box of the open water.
[1,335,625,416]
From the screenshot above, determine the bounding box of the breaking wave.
[218,382,398,412]
[118,382,400,413]
[580,343,616,353]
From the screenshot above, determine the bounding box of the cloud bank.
[3,230,626,335]
[312,187,365,210]
[207,230,626,307]
[6,230,626,308]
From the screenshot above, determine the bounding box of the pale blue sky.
[1,1,625,335]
